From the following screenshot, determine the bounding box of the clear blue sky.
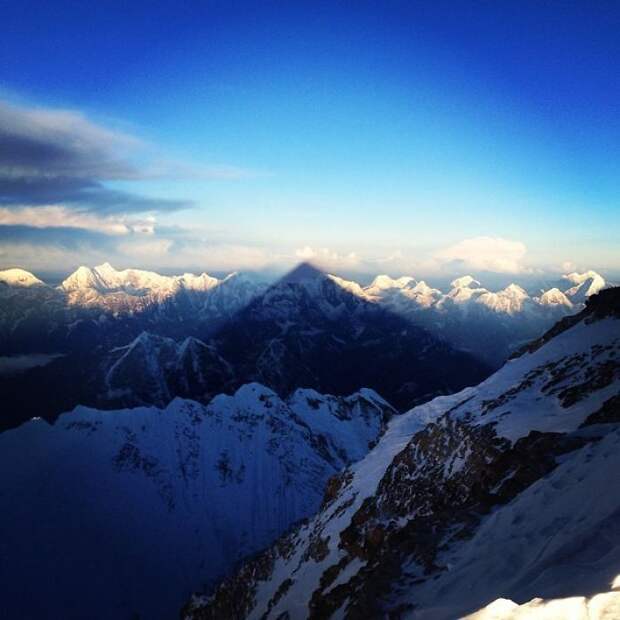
[1,1,619,278]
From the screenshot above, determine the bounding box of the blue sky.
[1,1,619,278]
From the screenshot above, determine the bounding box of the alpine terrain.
[184,287,620,620]
[0,385,394,620]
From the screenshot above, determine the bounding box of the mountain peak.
[280,262,327,284]
[369,274,416,290]
[563,270,606,298]
[94,261,116,273]
[0,268,45,287]
[502,283,528,297]
[450,275,481,289]
[60,266,102,291]
[539,287,573,307]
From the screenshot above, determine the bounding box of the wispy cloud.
[0,99,194,214]
[0,98,261,218]
[0,97,269,271]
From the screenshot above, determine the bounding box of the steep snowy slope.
[0,384,394,620]
[564,270,606,302]
[185,288,620,620]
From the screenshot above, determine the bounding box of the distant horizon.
[3,259,616,294]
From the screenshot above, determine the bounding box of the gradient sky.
[1,1,619,278]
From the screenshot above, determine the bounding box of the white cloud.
[295,246,360,269]
[0,206,155,236]
[433,236,529,274]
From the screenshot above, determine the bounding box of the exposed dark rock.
[581,393,620,426]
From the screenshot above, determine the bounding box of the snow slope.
[104,331,233,406]
[185,288,620,620]
[0,384,394,620]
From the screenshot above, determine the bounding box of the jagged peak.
[450,275,481,289]
[178,336,210,355]
[563,269,604,285]
[563,270,606,298]
[501,283,529,297]
[229,382,280,403]
[539,287,573,307]
[280,262,326,284]
[176,272,220,291]
[60,265,103,291]
[411,280,438,294]
[128,331,174,349]
[368,274,415,290]
[94,262,117,274]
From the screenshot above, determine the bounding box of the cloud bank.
[432,236,529,274]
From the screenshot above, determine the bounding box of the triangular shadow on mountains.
[0,261,493,431]
[205,261,492,410]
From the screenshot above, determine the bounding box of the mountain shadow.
[0,262,492,430]
[208,262,492,411]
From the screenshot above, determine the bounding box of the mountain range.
[0,262,606,364]
[0,262,498,428]
[184,287,620,620]
[1,259,618,620]
[0,384,395,620]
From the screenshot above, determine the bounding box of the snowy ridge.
[104,331,233,405]
[185,288,620,620]
[5,262,608,316]
[0,383,395,620]
[58,262,260,312]
[0,267,45,287]
[60,261,217,294]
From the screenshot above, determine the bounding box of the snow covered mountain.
[0,263,492,430]
[104,332,234,406]
[0,267,45,287]
[563,269,607,304]
[210,263,491,411]
[364,269,609,365]
[59,261,265,316]
[0,383,395,620]
[0,262,608,428]
[0,263,266,358]
[0,263,607,363]
[185,287,620,620]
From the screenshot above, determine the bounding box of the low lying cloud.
[295,246,360,269]
[433,236,529,274]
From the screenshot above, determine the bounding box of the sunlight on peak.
[465,579,620,620]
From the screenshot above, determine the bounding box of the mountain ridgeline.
[184,287,620,620]
[0,384,396,620]
[0,262,495,429]
[0,259,618,620]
